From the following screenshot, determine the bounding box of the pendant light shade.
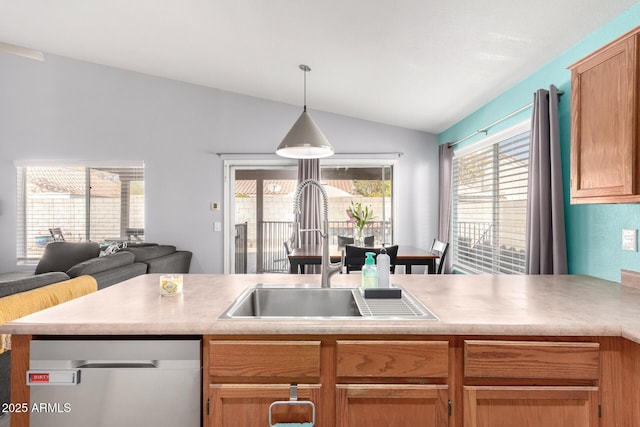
[276,65,334,159]
[276,110,333,158]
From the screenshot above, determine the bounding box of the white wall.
[0,53,439,273]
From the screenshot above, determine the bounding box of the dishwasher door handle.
[74,360,158,369]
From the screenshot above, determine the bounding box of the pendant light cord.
[300,64,310,113]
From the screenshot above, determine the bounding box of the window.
[452,122,530,274]
[16,161,144,262]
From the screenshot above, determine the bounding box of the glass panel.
[321,166,393,247]
[16,164,144,262]
[452,131,529,274]
[89,168,123,242]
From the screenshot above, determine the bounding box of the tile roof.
[27,167,122,198]
[235,179,354,196]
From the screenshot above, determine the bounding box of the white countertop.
[2,273,640,342]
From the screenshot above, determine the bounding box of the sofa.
[0,274,98,409]
[34,241,192,290]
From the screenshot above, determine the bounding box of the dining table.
[288,245,440,274]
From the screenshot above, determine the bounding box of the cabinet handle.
[268,384,316,427]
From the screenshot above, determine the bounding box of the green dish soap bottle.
[361,252,378,290]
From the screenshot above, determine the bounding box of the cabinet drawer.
[336,340,448,378]
[209,340,320,378]
[464,340,599,380]
[209,384,320,427]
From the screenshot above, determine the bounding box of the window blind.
[16,163,144,262]
[452,128,530,274]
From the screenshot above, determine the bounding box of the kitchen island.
[3,273,640,426]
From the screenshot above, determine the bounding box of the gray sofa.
[34,241,192,289]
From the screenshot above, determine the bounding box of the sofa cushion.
[92,262,147,290]
[35,242,101,275]
[146,251,193,274]
[66,251,135,278]
[0,272,70,299]
[124,245,176,262]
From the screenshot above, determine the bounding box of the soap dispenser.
[377,248,390,288]
[361,252,378,290]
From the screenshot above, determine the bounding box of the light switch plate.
[622,228,638,251]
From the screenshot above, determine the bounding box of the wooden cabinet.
[463,386,598,427]
[337,384,449,426]
[209,384,321,427]
[463,340,600,427]
[202,336,610,427]
[204,339,322,427]
[335,340,450,427]
[204,337,450,427]
[569,26,640,203]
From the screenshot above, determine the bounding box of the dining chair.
[337,235,354,247]
[344,245,398,274]
[49,227,65,242]
[338,235,375,247]
[283,240,306,274]
[428,239,449,274]
[271,241,290,273]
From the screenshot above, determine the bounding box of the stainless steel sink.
[219,284,438,320]
[221,286,361,318]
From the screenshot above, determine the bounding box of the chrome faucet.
[292,178,342,288]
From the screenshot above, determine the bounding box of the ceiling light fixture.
[276,64,334,159]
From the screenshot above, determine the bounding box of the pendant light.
[276,64,334,158]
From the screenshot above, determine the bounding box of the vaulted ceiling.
[1,0,637,133]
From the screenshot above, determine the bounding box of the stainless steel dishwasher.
[28,339,200,427]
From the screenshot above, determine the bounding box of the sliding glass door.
[224,159,397,274]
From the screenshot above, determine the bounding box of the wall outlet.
[622,228,637,251]
[210,202,220,211]
[214,221,222,232]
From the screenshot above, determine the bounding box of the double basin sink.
[220,284,437,320]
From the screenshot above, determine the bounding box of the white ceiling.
[0,0,637,133]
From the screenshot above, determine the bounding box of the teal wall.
[439,4,640,282]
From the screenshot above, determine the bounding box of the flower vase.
[354,227,365,247]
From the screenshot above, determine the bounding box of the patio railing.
[257,220,391,273]
[455,221,525,274]
[234,222,248,274]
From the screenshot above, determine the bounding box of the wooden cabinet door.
[207,384,321,427]
[336,384,449,427]
[570,34,639,202]
[463,386,599,427]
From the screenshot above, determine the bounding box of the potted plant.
[346,201,374,246]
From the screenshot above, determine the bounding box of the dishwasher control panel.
[27,370,80,386]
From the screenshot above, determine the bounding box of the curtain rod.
[447,90,563,148]
[216,152,403,158]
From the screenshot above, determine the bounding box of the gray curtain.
[438,144,454,274]
[525,85,568,274]
[297,159,321,272]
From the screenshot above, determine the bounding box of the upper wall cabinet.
[569,26,640,204]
